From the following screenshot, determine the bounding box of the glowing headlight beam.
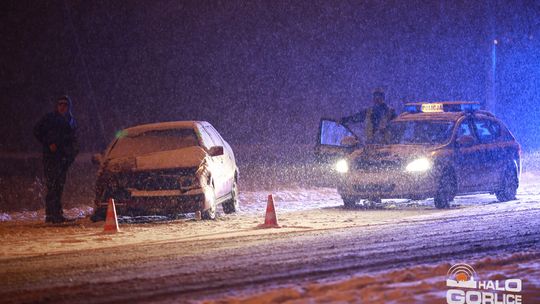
[335,159,349,173]
[405,158,432,172]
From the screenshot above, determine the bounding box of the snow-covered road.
[0,172,539,303]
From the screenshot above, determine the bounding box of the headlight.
[335,159,349,173]
[405,158,432,172]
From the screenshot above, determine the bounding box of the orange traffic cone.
[103,198,120,233]
[258,194,280,228]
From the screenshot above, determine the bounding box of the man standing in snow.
[34,96,79,223]
[341,88,397,144]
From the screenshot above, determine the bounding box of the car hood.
[105,146,207,172]
[350,144,439,162]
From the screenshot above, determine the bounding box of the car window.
[497,122,515,141]
[458,121,471,137]
[473,118,501,143]
[319,120,356,146]
[387,121,454,145]
[456,120,478,141]
[108,128,199,158]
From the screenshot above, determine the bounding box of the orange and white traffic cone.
[103,198,120,233]
[258,194,280,228]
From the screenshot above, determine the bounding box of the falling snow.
[1,1,540,303]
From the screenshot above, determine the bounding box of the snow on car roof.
[124,121,208,136]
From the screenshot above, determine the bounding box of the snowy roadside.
[2,150,539,213]
[0,194,440,259]
[1,168,539,223]
[203,252,540,304]
[1,181,538,260]
[1,178,538,303]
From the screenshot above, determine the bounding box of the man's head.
[56,96,70,115]
[372,88,385,105]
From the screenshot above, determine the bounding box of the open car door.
[314,118,359,163]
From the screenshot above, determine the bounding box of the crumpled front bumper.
[95,186,215,216]
[94,163,216,216]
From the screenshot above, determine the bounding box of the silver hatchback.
[91,121,239,220]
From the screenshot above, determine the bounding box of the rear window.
[108,128,199,158]
[387,120,454,145]
[473,118,509,143]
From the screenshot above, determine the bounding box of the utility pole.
[486,1,497,113]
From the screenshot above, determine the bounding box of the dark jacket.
[341,103,397,143]
[34,111,79,163]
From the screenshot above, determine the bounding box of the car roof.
[395,111,464,122]
[123,121,208,136]
[396,101,497,122]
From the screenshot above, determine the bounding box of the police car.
[316,101,521,208]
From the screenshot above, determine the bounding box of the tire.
[342,196,357,208]
[201,203,216,220]
[496,163,518,202]
[201,183,217,220]
[222,180,239,214]
[434,170,456,209]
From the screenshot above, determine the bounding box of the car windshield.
[108,128,199,159]
[386,120,454,145]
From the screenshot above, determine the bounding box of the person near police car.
[340,88,397,144]
[34,95,79,223]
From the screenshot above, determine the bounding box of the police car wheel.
[496,164,518,202]
[342,196,357,208]
[434,170,456,209]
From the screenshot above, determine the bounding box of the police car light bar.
[404,101,481,113]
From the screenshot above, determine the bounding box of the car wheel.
[496,163,518,202]
[222,180,239,214]
[434,169,456,209]
[201,183,217,220]
[342,196,357,208]
[201,203,216,220]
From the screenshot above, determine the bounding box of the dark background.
[1,0,539,152]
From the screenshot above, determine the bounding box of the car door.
[453,118,483,191]
[204,124,235,197]
[315,118,359,163]
[197,125,226,198]
[472,116,506,190]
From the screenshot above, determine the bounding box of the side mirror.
[91,153,102,165]
[340,136,359,148]
[208,146,224,157]
[456,135,475,148]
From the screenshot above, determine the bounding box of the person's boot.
[45,215,74,224]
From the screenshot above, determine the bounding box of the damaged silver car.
[91,121,239,220]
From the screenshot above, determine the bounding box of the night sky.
[2,0,539,152]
